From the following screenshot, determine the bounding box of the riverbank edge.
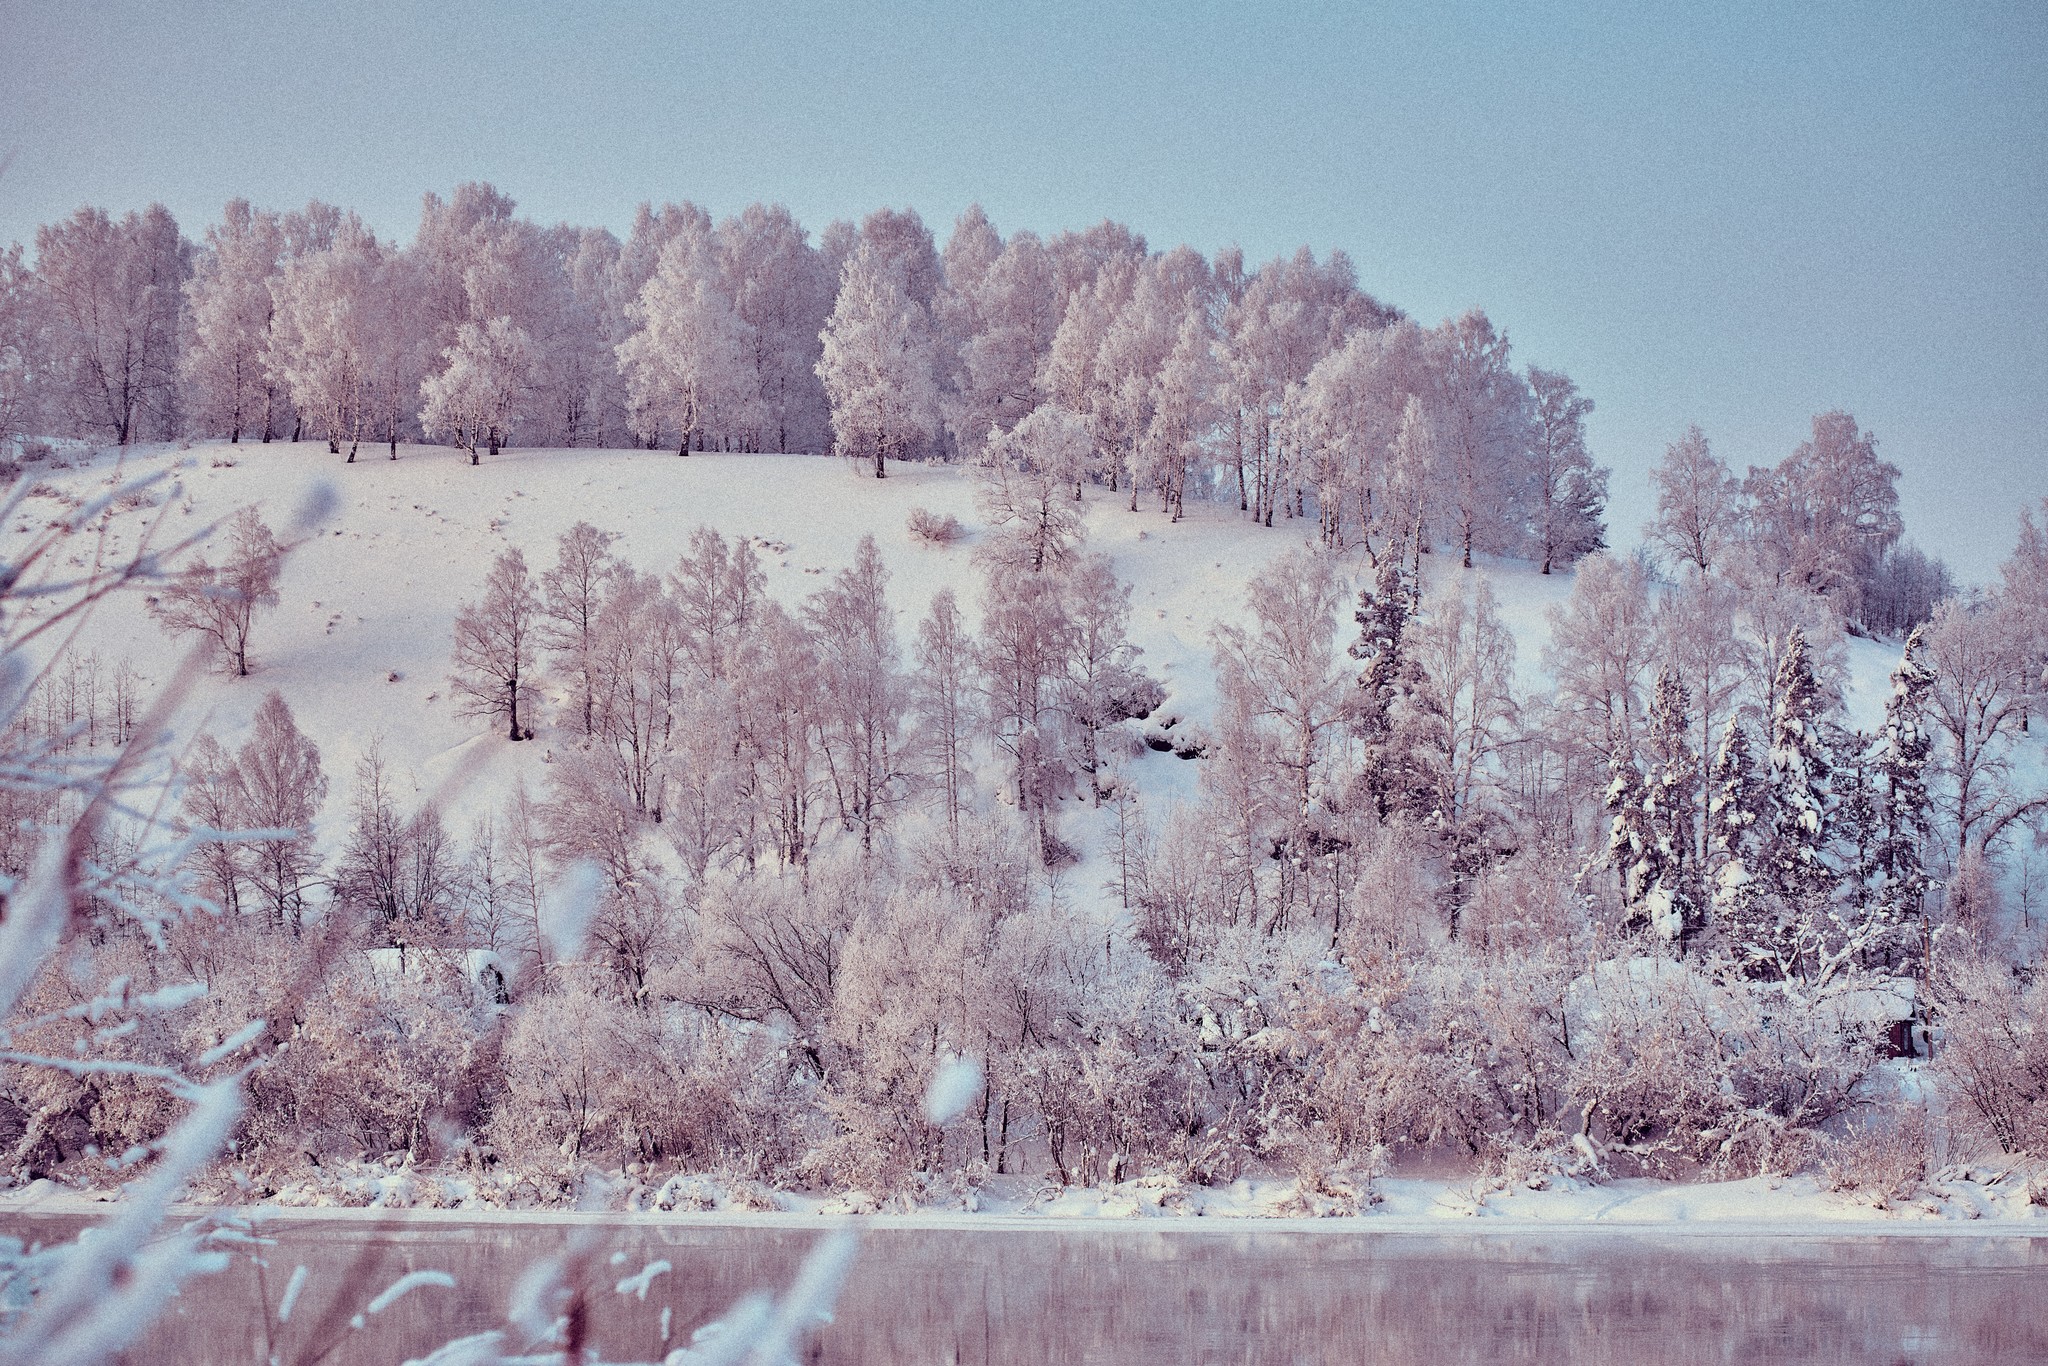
[5,1189,2047,1239]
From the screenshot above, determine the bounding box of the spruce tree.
[1349,559,1415,821]
[1871,626,1935,969]
[1707,714,1771,972]
[1765,629,1837,898]
[1605,743,1655,925]
[1642,668,1703,949]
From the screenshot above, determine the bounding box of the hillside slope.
[13,440,1922,873]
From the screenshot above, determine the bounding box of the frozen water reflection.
[6,1215,2045,1364]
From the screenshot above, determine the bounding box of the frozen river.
[5,1213,2045,1364]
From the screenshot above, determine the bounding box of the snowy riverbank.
[6,1169,2048,1236]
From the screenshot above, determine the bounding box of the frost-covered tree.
[975,405,1091,574]
[742,601,829,866]
[1706,715,1771,967]
[333,745,457,938]
[1402,572,1519,920]
[146,507,283,676]
[420,315,538,462]
[1605,744,1654,921]
[1640,668,1703,947]
[452,547,541,741]
[1922,595,2042,866]
[1290,320,1430,554]
[978,561,1075,826]
[1142,303,1223,521]
[910,588,981,842]
[586,567,685,819]
[946,222,1062,457]
[1040,268,1126,473]
[671,524,769,686]
[1716,626,1867,981]
[180,733,250,919]
[1381,395,1438,579]
[1763,629,1838,906]
[1647,425,1739,576]
[0,244,40,453]
[1543,552,1657,808]
[1060,553,1158,804]
[1211,549,1353,925]
[182,199,286,443]
[1096,246,1214,502]
[267,215,384,458]
[33,203,188,443]
[1220,247,1388,527]
[817,236,943,477]
[936,204,1004,450]
[806,534,904,849]
[1655,570,1746,864]
[235,691,327,934]
[721,202,835,453]
[1744,410,1903,619]
[1865,627,1935,966]
[1422,310,1533,568]
[1349,559,1419,822]
[617,221,757,453]
[538,521,622,736]
[1854,541,1953,639]
[2000,498,2048,721]
[1524,366,1607,574]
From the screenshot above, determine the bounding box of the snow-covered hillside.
[19,438,1918,869]
[11,440,1579,856]
[13,435,2029,1233]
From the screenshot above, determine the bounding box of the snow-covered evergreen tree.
[1763,628,1838,912]
[1349,558,1416,822]
[1869,625,1936,964]
[1641,667,1703,948]
[1707,714,1771,969]
[1605,744,1654,917]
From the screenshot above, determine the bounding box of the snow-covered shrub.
[488,968,810,1187]
[1819,1104,1931,1208]
[1930,951,2048,1157]
[1563,958,1873,1177]
[999,903,1197,1189]
[4,937,188,1183]
[235,946,484,1173]
[1393,946,1578,1160]
[906,505,965,545]
[1273,1149,1385,1217]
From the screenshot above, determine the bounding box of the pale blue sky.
[3,0,2042,579]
